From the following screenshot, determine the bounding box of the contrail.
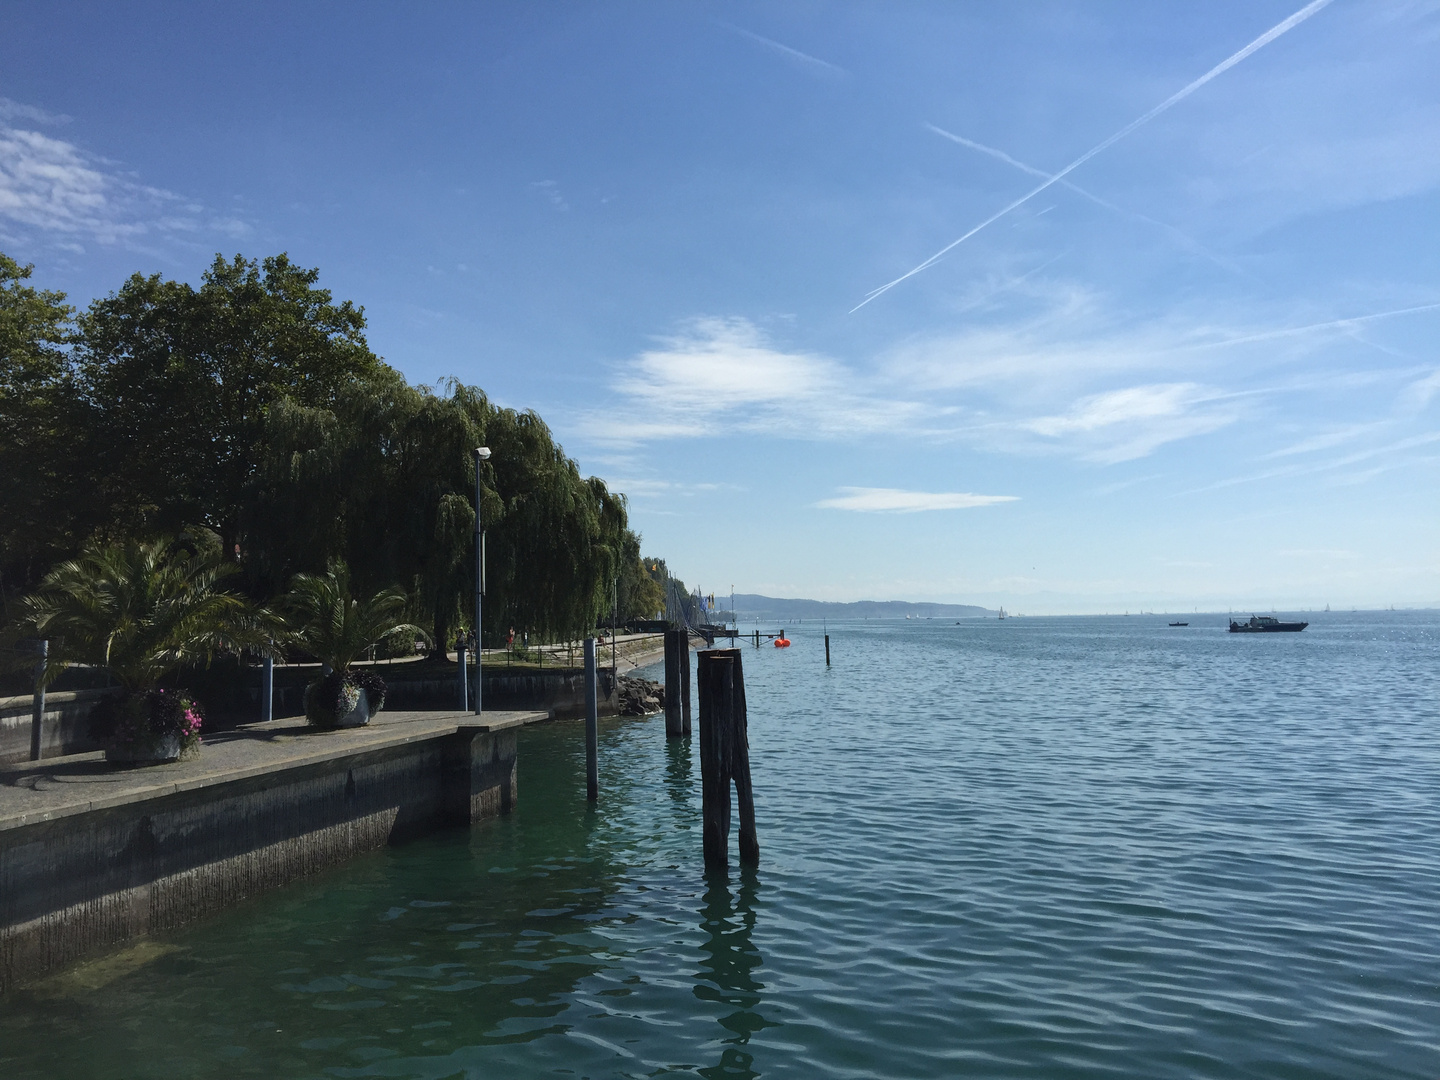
[717,21,846,74]
[926,124,1243,274]
[1193,301,1440,349]
[852,0,1334,312]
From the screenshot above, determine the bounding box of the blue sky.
[3,1,1438,612]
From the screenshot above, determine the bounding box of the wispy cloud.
[0,98,71,125]
[586,288,1437,471]
[530,179,569,212]
[853,0,1334,310]
[585,316,927,444]
[815,487,1018,512]
[1023,383,1244,463]
[0,99,247,248]
[1261,423,1380,458]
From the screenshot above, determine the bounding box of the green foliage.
[74,253,383,551]
[0,254,79,602]
[281,561,429,674]
[1,248,672,658]
[22,536,261,691]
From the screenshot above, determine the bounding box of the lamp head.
[474,446,491,461]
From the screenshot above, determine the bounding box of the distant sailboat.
[998,607,1006,620]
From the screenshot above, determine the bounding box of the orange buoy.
[774,637,791,648]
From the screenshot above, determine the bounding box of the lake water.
[3,612,1438,1078]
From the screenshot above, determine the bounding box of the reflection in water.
[665,735,693,800]
[696,867,774,1080]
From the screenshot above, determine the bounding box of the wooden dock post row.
[697,648,758,871]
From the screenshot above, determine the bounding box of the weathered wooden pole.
[584,637,598,801]
[728,648,757,865]
[30,639,47,762]
[825,634,831,666]
[680,632,692,736]
[697,647,758,871]
[663,628,684,737]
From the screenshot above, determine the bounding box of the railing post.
[262,652,274,723]
[458,644,468,711]
[30,639,47,762]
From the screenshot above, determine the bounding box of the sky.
[2,1,1438,613]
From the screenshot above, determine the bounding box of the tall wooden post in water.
[697,648,758,870]
[663,628,686,738]
[584,637,598,801]
[680,633,692,736]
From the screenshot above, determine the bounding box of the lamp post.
[473,446,491,715]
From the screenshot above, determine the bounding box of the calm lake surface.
[3,612,1438,1078]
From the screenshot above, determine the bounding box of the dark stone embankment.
[0,709,543,993]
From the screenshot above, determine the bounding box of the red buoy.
[774,637,791,648]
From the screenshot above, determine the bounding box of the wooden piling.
[825,634,831,666]
[680,632,692,736]
[663,628,685,737]
[697,648,759,870]
[584,637,598,801]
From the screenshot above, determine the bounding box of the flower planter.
[106,733,183,765]
[333,687,373,728]
[306,677,382,729]
[97,689,203,765]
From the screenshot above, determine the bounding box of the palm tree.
[281,561,429,675]
[24,536,260,691]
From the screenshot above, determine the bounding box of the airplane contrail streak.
[852,0,1334,312]
[926,124,1243,274]
[1194,301,1440,349]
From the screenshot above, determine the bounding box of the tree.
[280,561,428,675]
[22,536,259,691]
[0,252,79,607]
[74,253,385,556]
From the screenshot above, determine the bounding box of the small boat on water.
[1168,621,1188,627]
[1229,615,1308,633]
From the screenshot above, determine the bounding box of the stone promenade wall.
[0,712,536,993]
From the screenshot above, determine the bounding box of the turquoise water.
[3,612,1439,1078]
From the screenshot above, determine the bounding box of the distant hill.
[729,593,995,621]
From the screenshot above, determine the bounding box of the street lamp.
[473,446,491,715]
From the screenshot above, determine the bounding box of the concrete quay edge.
[0,709,545,834]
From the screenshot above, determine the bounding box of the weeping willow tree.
[244,372,653,652]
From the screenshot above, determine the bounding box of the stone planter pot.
[106,732,182,765]
[333,687,373,728]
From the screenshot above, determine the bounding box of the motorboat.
[1228,615,1307,633]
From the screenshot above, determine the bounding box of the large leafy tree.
[0,253,80,606]
[75,253,384,555]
